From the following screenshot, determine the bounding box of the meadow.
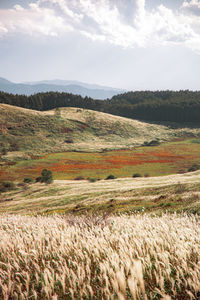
[1,170,200,215]
[1,105,200,300]
[1,139,200,182]
[0,213,200,299]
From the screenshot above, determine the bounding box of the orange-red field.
[1,139,200,181]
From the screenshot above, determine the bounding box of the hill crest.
[0,104,199,155]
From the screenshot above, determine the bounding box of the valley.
[1,102,200,299]
[0,104,200,217]
[2,2,200,297]
[1,139,200,182]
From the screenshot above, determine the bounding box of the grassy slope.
[0,104,199,156]
[1,170,200,215]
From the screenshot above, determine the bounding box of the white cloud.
[0,2,73,38]
[182,0,200,14]
[0,0,200,52]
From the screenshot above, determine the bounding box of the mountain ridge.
[23,79,122,91]
[0,77,124,99]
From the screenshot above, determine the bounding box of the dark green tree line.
[1,90,200,123]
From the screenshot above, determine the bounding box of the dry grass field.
[1,171,200,215]
[0,213,200,299]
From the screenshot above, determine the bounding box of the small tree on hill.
[36,169,53,184]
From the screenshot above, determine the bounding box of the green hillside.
[1,104,199,156]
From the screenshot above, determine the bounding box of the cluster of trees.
[24,169,53,184]
[1,90,200,123]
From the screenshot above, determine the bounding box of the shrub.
[188,164,200,172]
[2,181,15,189]
[35,169,53,184]
[133,173,142,178]
[144,173,150,177]
[17,182,26,187]
[149,140,160,146]
[35,176,42,183]
[0,181,15,192]
[88,178,97,183]
[74,176,84,180]
[106,175,117,180]
[178,169,186,174]
[1,148,8,155]
[23,177,34,184]
[40,169,53,184]
[143,140,160,147]
[65,139,73,144]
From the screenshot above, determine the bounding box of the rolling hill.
[0,104,199,156]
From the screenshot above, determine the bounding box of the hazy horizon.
[0,0,200,90]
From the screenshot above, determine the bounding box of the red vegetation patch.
[1,141,199,181]
[105,151,191,167]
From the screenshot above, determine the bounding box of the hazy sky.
[0,0,200,90]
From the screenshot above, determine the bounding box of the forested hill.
[1,90,200,123]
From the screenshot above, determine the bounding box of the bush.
[74,176,84,180]
[133,173,142,178]
[0,181,15,192]
[178,169,186,174]
[65,139,73,144]
[1,148,8,155]
[23,177,34,184]
[2,181,15,189]
[144,173,150,177]
[17,182,26,187]
[88,178,97,183]
[35,176,42,183]
[40,169,53,184]
[106,175,117,180]
[36,169,53,184]
[188,164,200,172]
[143,140,160,147]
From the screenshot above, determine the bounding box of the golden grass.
[1,171,200,215]
[0,213,200,299]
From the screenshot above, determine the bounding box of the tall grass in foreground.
[0,214,200,299]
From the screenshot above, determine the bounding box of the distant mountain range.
[0,77,124,99]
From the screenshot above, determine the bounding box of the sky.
[0,0,200,90]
